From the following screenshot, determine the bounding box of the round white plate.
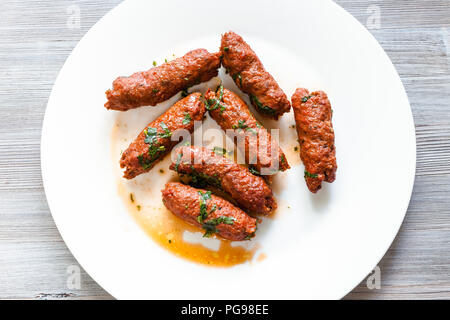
[41,0,416,299]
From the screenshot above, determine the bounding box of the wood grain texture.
[0,0,449,300]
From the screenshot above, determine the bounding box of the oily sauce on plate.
[113,119,259,267]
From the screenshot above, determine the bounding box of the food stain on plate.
[256,252,267,262]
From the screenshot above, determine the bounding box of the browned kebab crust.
[220,31,291,120]
[120,93,206,179]
[161,182,257,241]
[105,49,221,111]
[205,88,289,174]
[170,146,277,215]
[291,88,337,193]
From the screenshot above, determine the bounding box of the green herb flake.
[174,152,183,172]
[249,167,260,176]
[213,147,227,156]
[138,153,153,170]
[232,73,242,86]
[152,89,159,94]
[139,123,172,169]
[144,127,158,145]
[244,234,254,240]
[202,230,214,238]
[197,190,212,223]
[304,170,318,178]
[182,112,192,125]
[234,120,257,134]
[206,84,225,111]
[250,95,275,115]
[223,47,229,52]
[146,145,165,159]
[158,122,172,139]
[202,216,235,237]
[237,119,248,130]
[190,170,222,189]
[302,95,312,103]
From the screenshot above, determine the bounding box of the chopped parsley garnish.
[249,167,261,176]
[244,234,254,240]
[152,89,159,94]
[140,145,165,165]
[232,73,242,86]
[250,95,275,115]
[236,119,248,129]
[138,153,154,170]
[232,119,256,134]
[223,47,229,52]
[174,152,183,172]
[212,147,227,156]
[197,191,212,224]
[206,84,225,112]
[182,112,192,125]
[143,127,158,145]
[158,122,172,138]
[202,216,235,238]
[181,88,189,97]
[152,145,166,157]
[302,95,312,103]
[139,123,172,169]
[304,170,318,178]
[190,171,221,189]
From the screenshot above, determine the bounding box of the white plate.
[41,0,416,299]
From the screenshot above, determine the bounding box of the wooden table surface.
[0,0,449,300]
